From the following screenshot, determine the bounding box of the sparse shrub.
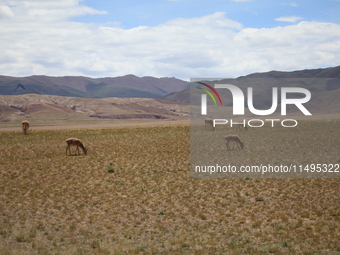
[108,162,114,173]
[0,230,8,238]
[244,238,251,244]
[91,240,100,249]
[15,234,25,243]
[228,240,239,247]
[181,243,191,249]
[199,214,207,220]
[282,241,290,247]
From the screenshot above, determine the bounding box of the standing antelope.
[205,118,215,131]
[66,138,88,155]
[22,120,30,135]
[224,135,244,150]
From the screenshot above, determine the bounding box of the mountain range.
[0,66,339,126]
[0,74,190,99]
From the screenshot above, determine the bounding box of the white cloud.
[275,16,303,23]
[3,0,107,22]
[0,1,340,80]
[0,5,14,19]
[282,2,298,7]
[164,12,243,30]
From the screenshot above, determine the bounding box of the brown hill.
[0,94,189,127]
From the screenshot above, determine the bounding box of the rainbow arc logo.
[197,82,223,115]
[197,82,223,106]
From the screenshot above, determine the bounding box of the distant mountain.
[244,65,340,79]
[0,74,190,99]
[162,65,340,115]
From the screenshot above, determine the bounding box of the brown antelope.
[66,138,88,155]
[205,118,215,131]
[22,120,30,135]
[224,135,244,150]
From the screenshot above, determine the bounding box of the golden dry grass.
[0,123,339,254]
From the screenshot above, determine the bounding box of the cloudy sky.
[1,0,340,80]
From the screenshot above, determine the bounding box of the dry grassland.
[191,119,340,178]
[0,122,339,254]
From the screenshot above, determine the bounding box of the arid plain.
[0,111,339,255]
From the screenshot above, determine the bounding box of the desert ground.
[0,118,339,254]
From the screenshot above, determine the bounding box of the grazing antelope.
[224,135,244,150]
[66,138,88,155]
[22,120,30,135]
[205,118,215,131]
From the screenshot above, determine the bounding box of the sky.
[1,0,340,80]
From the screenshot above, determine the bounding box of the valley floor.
[0,120,339,254]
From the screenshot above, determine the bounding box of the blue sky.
[1,0,340,80]
[74,0,340,29]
